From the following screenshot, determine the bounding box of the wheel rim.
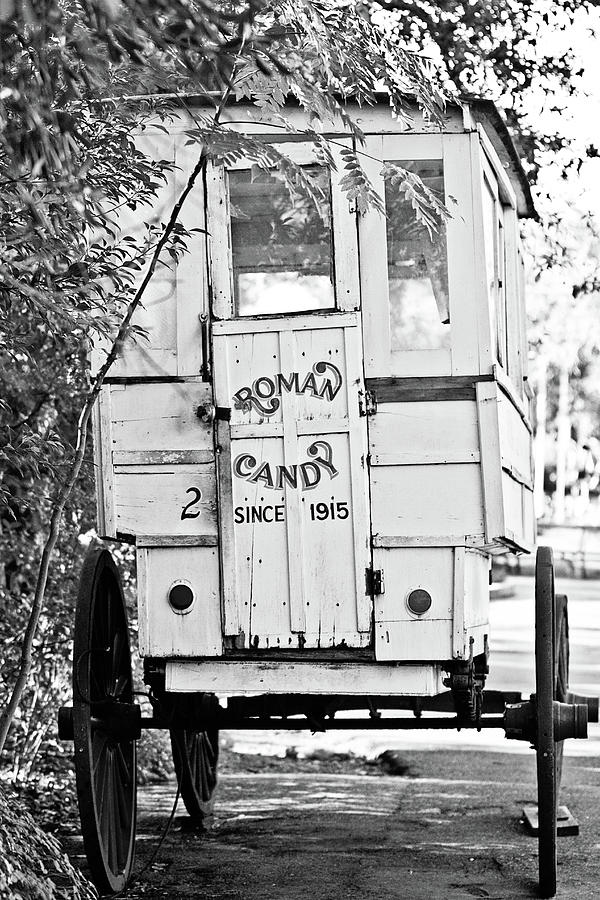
[535,546,557,899]
[73,546,137,894]
[554,595,569,812]
[170,726,219,821]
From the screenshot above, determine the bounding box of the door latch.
[365,567,385,596]
[359,389,377,417]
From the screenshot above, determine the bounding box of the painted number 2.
[181,487,202,520]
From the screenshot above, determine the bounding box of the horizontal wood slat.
[366,375,494,403]
[113,450,214,466]
[137,534,218,547]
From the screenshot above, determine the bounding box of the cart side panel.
[96,382,217,540]
[373,546,488,661]
[137,546,222,657]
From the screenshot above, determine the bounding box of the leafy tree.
[0,1,447,761]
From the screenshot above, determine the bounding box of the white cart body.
[92,97,535,698]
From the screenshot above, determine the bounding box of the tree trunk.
[554,363,570,523]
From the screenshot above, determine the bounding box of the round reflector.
[168,582,194,612]
[407,588,432,616]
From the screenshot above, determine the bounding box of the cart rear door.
[208,148,371,652]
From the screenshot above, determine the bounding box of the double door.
[212,312,372,651]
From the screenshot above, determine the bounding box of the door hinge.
[366,567,385,596]
[359,389,377,417]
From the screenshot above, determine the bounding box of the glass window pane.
[385,159,450,351]
[229,166,335,317]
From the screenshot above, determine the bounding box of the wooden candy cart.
[59,95,597,898]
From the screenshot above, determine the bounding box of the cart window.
[385,159,450,351]
[228,166,335,317]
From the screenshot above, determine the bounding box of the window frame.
[206,139,360,321]
[360,132,477,378]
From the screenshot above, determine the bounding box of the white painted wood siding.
[137,546,221,657]
[373,546,488,661]
[96,382,217,540]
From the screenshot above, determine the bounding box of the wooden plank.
[494,364,532,430]
[442,133,479,375]
[452,546,466,658]
[371,464,484,537]
[206,161,233,320]
[105,375,205,385]
[502,463,534,492]
[463,548,490,630]
[373,534,484,549]
[97,388,115,537]
[279,328,306,634]
[371,451,480,466]
[165,660,446,696]
[344,322,371,632]
[137,534,218,547]
[369,399,480,469]
[174,140,206,375]
[375,620,453,662]
[366,374,494,403]
[92,397,107,537]
[476,380,505,543]
[212,311,358,335]
[231,422,284,439]
[137,547,150,656]
[113,467,217,536]
[469,132,493,375]
[502,205,524,389]
[330,140,360,312]
[110,381,213,453]
[358,135,390,378]
[215,416,239,636]
[113,450,214,466]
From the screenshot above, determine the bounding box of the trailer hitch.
[504,696,588,744]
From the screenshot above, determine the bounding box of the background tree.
[0,0,448,766]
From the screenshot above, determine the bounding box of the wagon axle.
[58,693,591,740]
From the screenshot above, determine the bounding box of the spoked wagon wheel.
[73,544,137,895]
[535,546,569,899]
[170,724,219,822]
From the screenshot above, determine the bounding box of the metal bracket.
[359,389,377,417]
[365,567,384,596]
